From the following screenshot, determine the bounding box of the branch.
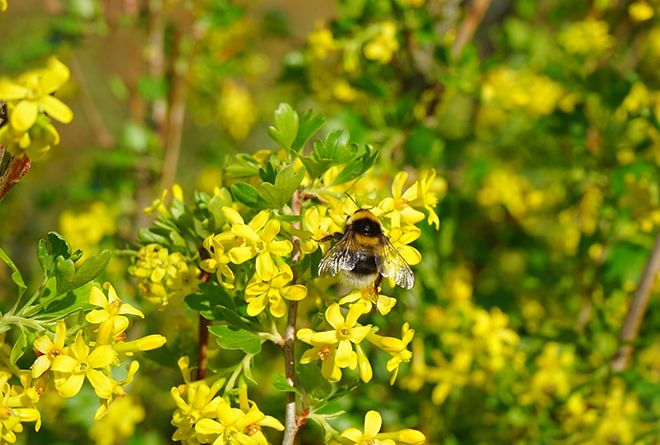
[160,28,190,190]
[283,190,304,445]
[451,0,492,60]
[611,234,660,371]
[0,102,31,202]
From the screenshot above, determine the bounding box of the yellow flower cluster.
[0,57,73,158]
[363,21,399,64]
[171,378,283,445]
[0,283,165,445]
[560,378,642,445]
[59,202,116,261]
[558,17,614,56]
[401,266,521,405]
[130,244,201,306]
[518,342,575,407]
[481,67,567,117]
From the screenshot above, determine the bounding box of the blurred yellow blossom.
[364,21,399,64]
[59,202,115,260]
[218,80,256,141]
[559,17,614,56]
[308,26,337,60]
[481,68,564,116]
[0,0,6,12]
[89,396,144,445]
[629,0,655,21]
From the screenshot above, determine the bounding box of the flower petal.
[229,246,257,264]
[325,304,344,330]
[50,355,77,373]
[247,295,267,316]
[363,410,382,438]
[31,356,52,378]
[87,345,115,368]
[281,284,307,301]
[86,368,113,398]
[268,240,293,256]
[340,428,363,442]
[89,286,108,307]
[232,224,261,244]
[56,373,85,398]
[11,100,39,131]
[40,95,73,123]
[335,340,356,368]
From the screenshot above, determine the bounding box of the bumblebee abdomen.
[350,254,378,276]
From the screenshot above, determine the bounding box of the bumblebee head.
[348,209,382,236]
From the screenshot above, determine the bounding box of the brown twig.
[451,0,492,60]
[69,55,115,148]
[160,28,190,191]
[611,234,660,371]
[197,315,210,380]
[0,102,32,202]
[283,190,304,445]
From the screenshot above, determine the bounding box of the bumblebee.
[318,209,414,290]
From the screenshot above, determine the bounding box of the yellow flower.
[194,398,266,445]
[0,0,6,12]
[87,283,144,344]
[244,264,307,318]
[95,361,140,420]
[0,57,72,133]
[201,233,237,289]
[31,321,67,378]
[59,202,116,260]
[377,172,425,228]
[301,206,336,254]
[51,332,116,398]
[0,372,41,444]
[89,396,145,445]
[364,22,400,64]
[367,323,415,385]
[412,169,445,229]
[171,380,225,444]
[224,208,293,279]
[339,289,397,316]
[298,330,342,382]
[298,304,373,382]
[339,410,425,445]
[387,225,422,266]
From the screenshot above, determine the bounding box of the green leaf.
[273,373,302,395]
[292,110,325,152]
[9,330,27,365]
[55,256,76,295]
[209,325,261,355]
[231,183,260,207]
[258,164,305,208]
[0,247,27,299]
[300,156,334,180]
[67,250,112,291]
[36,282,94,319]
[298,363,332,402]
[314,130,353,163]
[331,144,379,186]
[267,103,299,150]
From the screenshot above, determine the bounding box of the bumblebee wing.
[318,232,359,277]
[375,235,415,289]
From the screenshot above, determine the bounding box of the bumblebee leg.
[316,232,343,243]
[372,274,383,300]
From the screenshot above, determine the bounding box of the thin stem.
[223,354,253,397]
[451,0,492,60]
[611,234,660,371]
[283,190,304,445]
[160,29,190,190]
[0,315,47,333]
[197,315,209,380]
